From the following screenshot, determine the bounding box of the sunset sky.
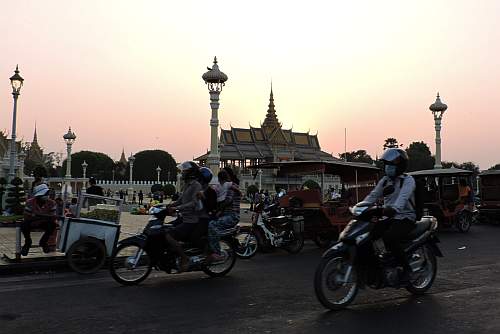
[1,0,499,169]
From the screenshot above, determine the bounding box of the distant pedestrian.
[138,190,144,205]
[132,191,137,204]
[86,178,104,197]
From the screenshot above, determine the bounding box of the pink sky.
[1,1,499,169]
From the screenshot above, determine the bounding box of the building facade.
[196,88,340,193]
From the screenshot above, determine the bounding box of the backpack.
[383,175,425,221]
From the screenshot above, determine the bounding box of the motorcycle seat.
[269,216,288,224]
[407,218,432,239]
[217,226,239,236]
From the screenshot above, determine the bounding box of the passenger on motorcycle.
[207,167,241,262]
[191,167,218,246]
[165,161,203,271]
[362,148,416,282]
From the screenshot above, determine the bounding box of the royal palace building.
[196,88,340,193]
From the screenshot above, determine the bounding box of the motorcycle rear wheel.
[203,240,236,277]
[109,243,152,286]
[314,256,359,310]
[406,245,437,295]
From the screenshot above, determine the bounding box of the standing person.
[21,184,57,256]
[361,148,416,282]
[132,191,137,204]
[138,190,144,205]
[86,177,104,196]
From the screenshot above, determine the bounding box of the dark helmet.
[89,177,97,185]
[380,148,409,176]
[199,167,213,184]
[177,161,200,180]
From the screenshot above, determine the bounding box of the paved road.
[1,224,500,334]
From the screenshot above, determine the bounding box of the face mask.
[385,165,397,178]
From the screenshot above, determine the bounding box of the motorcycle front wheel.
[235,230,258,259]
[314,256,359,310]
[203,239,236,277]
[109,243,152,286]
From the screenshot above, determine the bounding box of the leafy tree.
[339,150,373,164]
[151,184,164,194]
[5,177,26,215]
[457,162,480,176]
[442,161,460,169]
[62,151,115,180]
[163,184,176,197]
[128,150,177,181]
[302,179,320,190]
[33,165,48,178]
[406,142,434,172]
[383,138,402,150]
[489,164,500,170]
[247,184,259,196]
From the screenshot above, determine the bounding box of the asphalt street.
[1,224,500,334]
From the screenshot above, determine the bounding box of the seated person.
[21,184,57,256]
[458,179,472,205]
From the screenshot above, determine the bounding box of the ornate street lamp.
[128,154,135,202]
[156,166,161,183]
[63,127,77,196]
[82,160,88,192]
[429,93,447,169]
[202,56,228,178]
[8,65,24,181]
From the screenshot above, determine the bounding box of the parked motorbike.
[314,202,443,310]
[109,206,238,285]
[235,202,304,258]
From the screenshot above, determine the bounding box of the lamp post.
[429,93,447,169]
[128,154,135,202]
[8,65,24,182]
[156,166,161,183]
[63,127,77,196]
[258,169,263,191]
[202,57,228,179]
[82,160,88,192]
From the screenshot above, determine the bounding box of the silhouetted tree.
[489,164,500,170]
[406,142,434,172]
[339,150,373,164]
[128,150,177,181]
[383,138,402,150]
[62,151,115,180]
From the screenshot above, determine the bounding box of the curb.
[0,257,70,275]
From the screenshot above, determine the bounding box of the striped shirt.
[24,198,57,222]
[224,184,241,220]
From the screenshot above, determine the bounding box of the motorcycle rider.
[362,148,416,282]
[165,161,203,271]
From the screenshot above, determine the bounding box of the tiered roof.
[196,87,334,162]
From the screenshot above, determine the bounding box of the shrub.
[5,177,26,215]
[163,184,176,197]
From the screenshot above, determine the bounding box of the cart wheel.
[67,237,107,274]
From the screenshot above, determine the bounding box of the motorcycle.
[314,202,443,310]
[109,206,238,285]
[235,202,304,258]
